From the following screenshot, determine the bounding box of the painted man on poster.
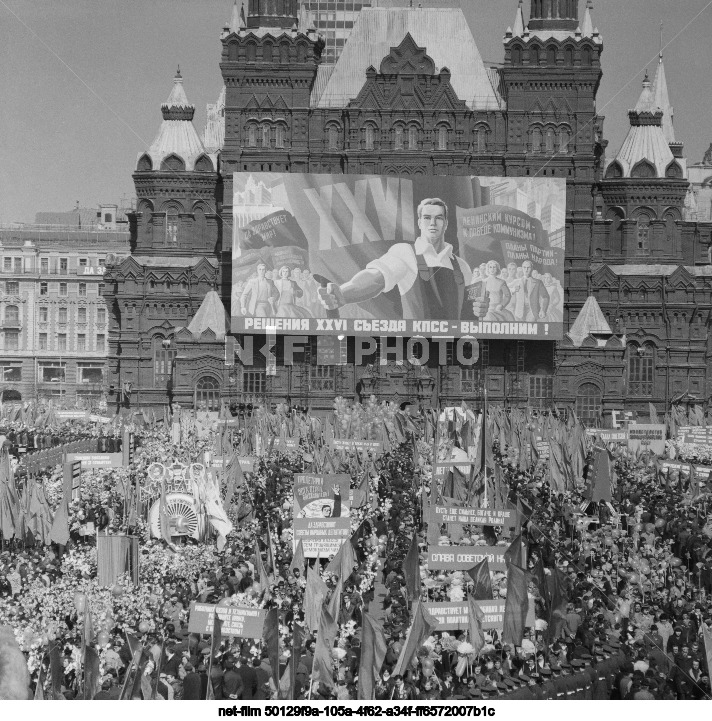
[318,198,477,320]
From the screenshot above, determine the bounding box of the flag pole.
[206,626,216,700]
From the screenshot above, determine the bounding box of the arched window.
[262,42,273,63]
[4,305,19,324]
[328,125,338,150]
[545,127,556,153]
[137,154,152,171]
[160,154,185,171]
[576,383,602,426]
[275,125,285,149]
[547,45,557,65]
[530,46,540,65]
[248,125,257,147]
[195,376,220,411]
[531,127,542,153]
[636,213,651,254]
[153,337,175,385]
[476,126,487,153]
[280,43,289,64]
[194,154,213,172]
[605,161,623,179]
[628,344,654,396]
[166,210,180,246]
[666,161,683,179]
[364,124,375,151]
[511,45,522,64]
[246,42,256,62]
[228,41,238,62]
[261,123,270,148]
[558,126,570,153]
[632,160,656,178]
[564,45,574,65]
[394,125,404,150]
[581,46,592,65]
[437,126,447,151]
[408,125,418,150]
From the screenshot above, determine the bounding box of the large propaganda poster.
[293,473,351,558]
[231,173,566,338]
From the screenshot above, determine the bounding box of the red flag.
[83,646,101,699]
[467,558,493,600]
[312,608,338,691]
[392,601,438,677]
[589,447,613,503]
[467,594,485,656]
[358,611,388,700]
[504,533,525,568]
[263,608,280,687]
[159,476,172,544]
[403,533,421,601]
[290,539,305,577]
[325,538,356,583]
[326,577,343,623]
[305,560,328,633]
[502,563,529,647]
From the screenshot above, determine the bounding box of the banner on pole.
[429,505,517,528]
[66,453,124,468]
[188,602,266,639]
[427,545,506,571]
[424,601,506,630]
[627,424,666,455]
[293,474,351,558]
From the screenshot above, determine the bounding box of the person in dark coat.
[235,656,258,700]
[253,657,270,699]
[222,656,244,700]
[182,664,203,700]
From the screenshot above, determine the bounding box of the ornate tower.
[599,65,687,263]
[104,70,222,410]
[246,0,299,29]
[528,0,579,31]
[132,70,221,258]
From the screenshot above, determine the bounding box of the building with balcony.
[0,225,130,406]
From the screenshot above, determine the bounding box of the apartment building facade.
[0,227,130,407]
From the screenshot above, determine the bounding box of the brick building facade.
[103,0,712,424]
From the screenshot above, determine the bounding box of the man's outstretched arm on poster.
[318,269,386,310]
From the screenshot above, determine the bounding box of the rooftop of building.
[314,6,503,110]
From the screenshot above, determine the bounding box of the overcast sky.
[1,0,711,223]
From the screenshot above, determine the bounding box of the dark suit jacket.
[182,672,203,700]
[520,276,550,318]
[236,665,258,700]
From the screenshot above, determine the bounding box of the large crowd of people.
[0,401,711,701]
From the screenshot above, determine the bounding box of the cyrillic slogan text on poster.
[231,173,565,338]
[293,473,351,558]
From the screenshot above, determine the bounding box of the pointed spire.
[162,68,194,119]
[634,70,657,113]
[512,0,524,37]
[652,25,675,143]
[239,1,247,30]
[567,296,612,347]
[581,0,594,37]
[230,0,240,31]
